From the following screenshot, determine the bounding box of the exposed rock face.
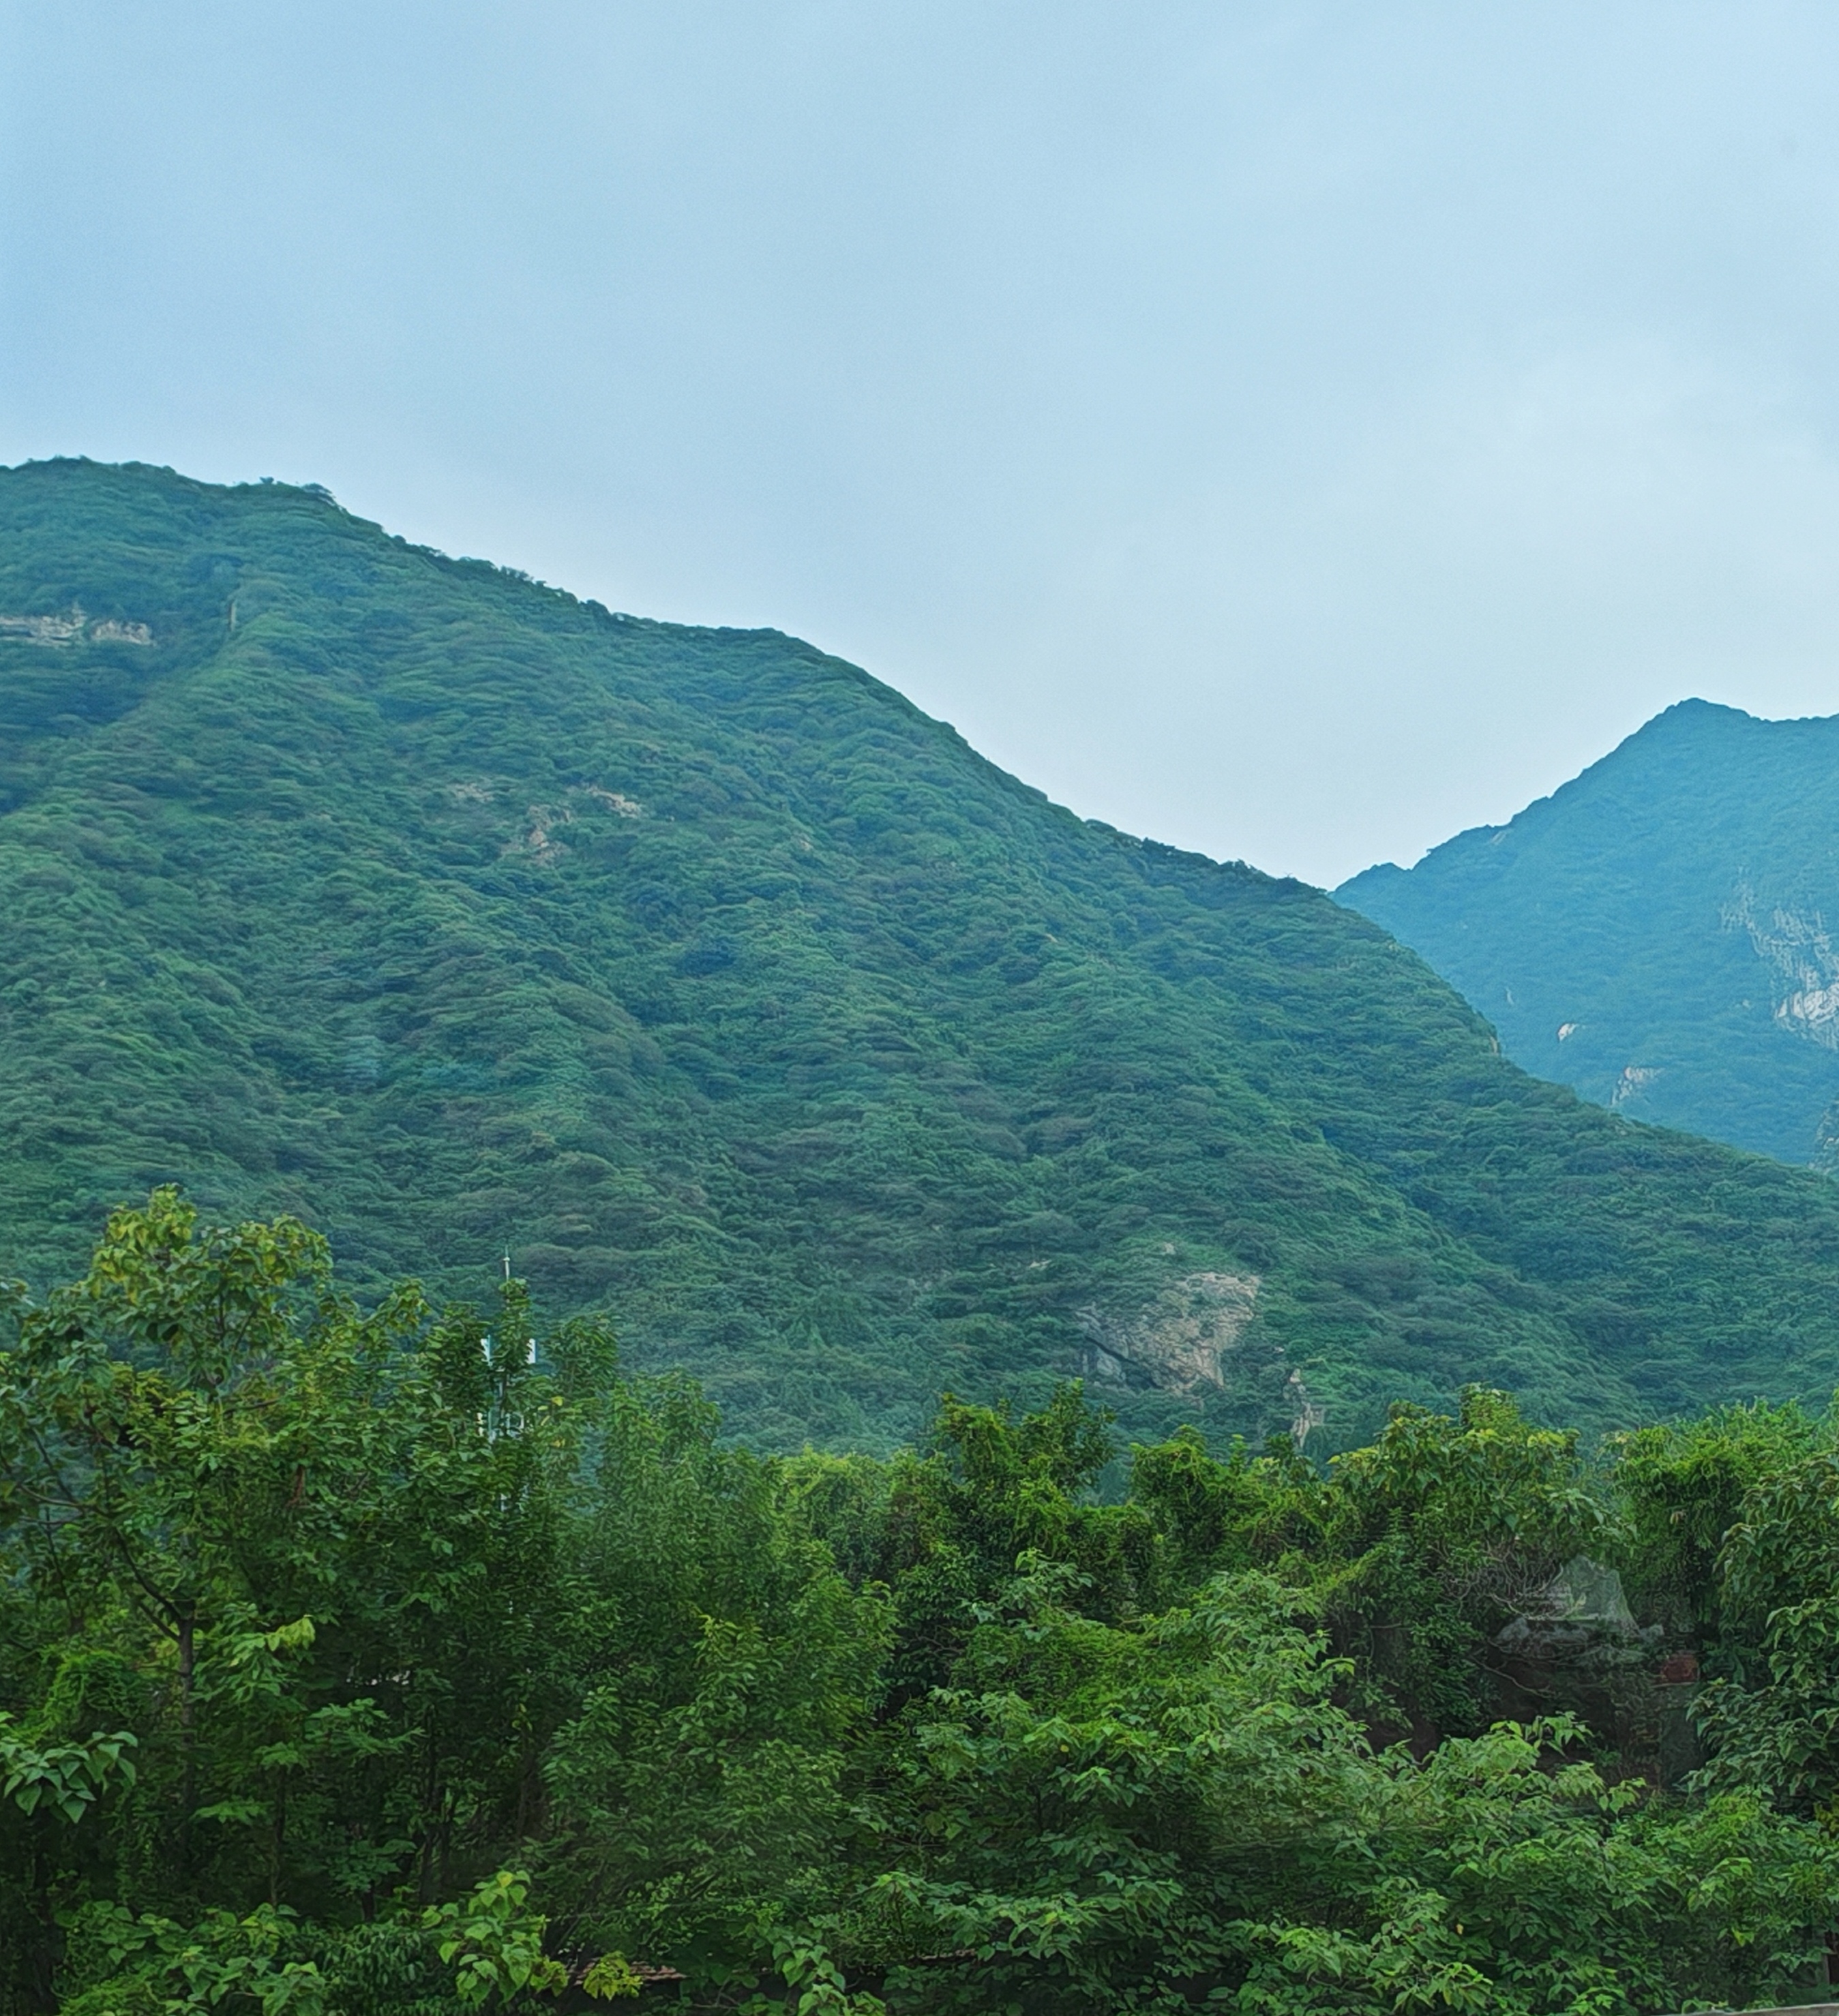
[1737,896,1839,1049]
[0,605,152,646]
[1076,1272,1259,1394]
[1610,1064,1661,1107]
[1285,1368,1326,1448]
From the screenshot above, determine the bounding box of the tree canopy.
[5,1196,1839,2013]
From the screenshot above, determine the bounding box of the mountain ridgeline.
[6,462,1839,1451]
[1339,699,1839,1169]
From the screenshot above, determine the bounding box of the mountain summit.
[8,463,1839,1449]
[1339,699,1839,1168]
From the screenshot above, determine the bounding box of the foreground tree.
[0,1193,884,2013]
[2,1194,1838,2013]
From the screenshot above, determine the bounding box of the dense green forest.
[8,462,1839,1452]
[7,1193,1839,2015]
[1339,698,1839,1167]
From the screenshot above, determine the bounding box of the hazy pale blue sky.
[6,3,1839,886]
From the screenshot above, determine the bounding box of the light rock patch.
[1077,1271,1259,1393]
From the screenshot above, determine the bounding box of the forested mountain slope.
[1339,700,1839,1168]
[6,463,1839,1451]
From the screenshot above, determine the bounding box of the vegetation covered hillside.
[6,464,1839,1451]
[1339,699,1839,1167]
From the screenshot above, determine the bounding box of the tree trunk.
[177,1608,196,1860]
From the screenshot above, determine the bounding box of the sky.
[5,3,1839,887]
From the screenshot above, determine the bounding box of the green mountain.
[1339,699,1839,1169]
[7,464,1839,1452]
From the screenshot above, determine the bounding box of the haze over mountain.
[9,462,1839,1453]
[1339,700,1839,1169]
